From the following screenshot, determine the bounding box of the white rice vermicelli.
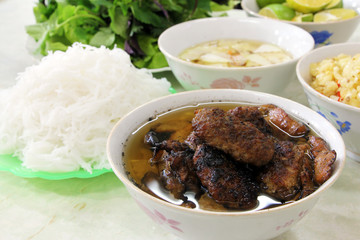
[0,43,171,173]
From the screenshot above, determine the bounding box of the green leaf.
[147,52,168,69]
[26,23,50,56]
[90,27,115,47]
[210,0,241,11]
[26,0,237,69]
[113,0,132,16]
[25,23,48,41]
[130,2,167,28]
[136,35,157,56]
[196,0,212,11]
[64,25,90,43]
[57,4,77,22]
[113,36,125,49]
[129,21,143,37]
[89,0,113,8]
[65,0,93,9]
[108,6,129,39]
[33,0,58,22]
[45,41,68,53]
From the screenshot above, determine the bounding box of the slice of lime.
[256,0,286,8]
[314,8,358,22]
[286,0,332,13]
[258,3,296,20]
[325,0,343,9]
[292,13,314,22]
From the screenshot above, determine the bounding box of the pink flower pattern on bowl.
[180,72,200,86]
[210,76,261,89]
[136,200,183,233]
[275,209,309,231]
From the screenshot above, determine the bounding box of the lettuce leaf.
[26,0,240,69]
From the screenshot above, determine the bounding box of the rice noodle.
[0,43,171,173]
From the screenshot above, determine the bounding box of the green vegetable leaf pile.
[26,0,240,69]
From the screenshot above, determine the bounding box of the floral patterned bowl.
[296,42,360,162]
[241,0,360,48]
[158,17,314,93]
[107,89,345,240]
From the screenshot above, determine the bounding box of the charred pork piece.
[149,140,200,199]
[160,151,193,199]
[184,131,204,151]
[160,156,186,199]
[259,141,312,201]
[308,136,336,185]
[227,106,271,134]
[300,152,316,198]
[193,144,260,210]
[192,108,274,167]
[260,104,309,139]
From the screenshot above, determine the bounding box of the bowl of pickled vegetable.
[157,17,314,93]
[296,42,360,162]
[242,0,360,47]
[107,89,346,240]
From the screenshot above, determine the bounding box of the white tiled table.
[1,1,359,239]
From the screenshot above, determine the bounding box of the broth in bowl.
[107,89,346,240]
[158,17,314,92]
[179,39,293,68]
[123,102,336,212]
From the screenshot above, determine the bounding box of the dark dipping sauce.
[123,102,336,212]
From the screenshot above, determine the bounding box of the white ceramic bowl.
[158,17,314,93]
[297,42,360,162]
[241,0,360,47]
[107,89,345,240]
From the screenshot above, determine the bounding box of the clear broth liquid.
[179,39,293,68]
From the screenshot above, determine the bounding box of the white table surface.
[1,1,360,239]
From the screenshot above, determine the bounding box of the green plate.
[0,154,113,180]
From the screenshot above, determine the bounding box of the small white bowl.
[241,0,360,47]
[158,17,314,93]
[297,42,360,162]
[107,89,345,240]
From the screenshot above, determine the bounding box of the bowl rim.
[241,0,360,26]
[158,17,314,71]
[296,42,360,113]
[107,89,346,217]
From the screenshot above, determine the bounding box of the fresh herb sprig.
[26,0,239,69]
